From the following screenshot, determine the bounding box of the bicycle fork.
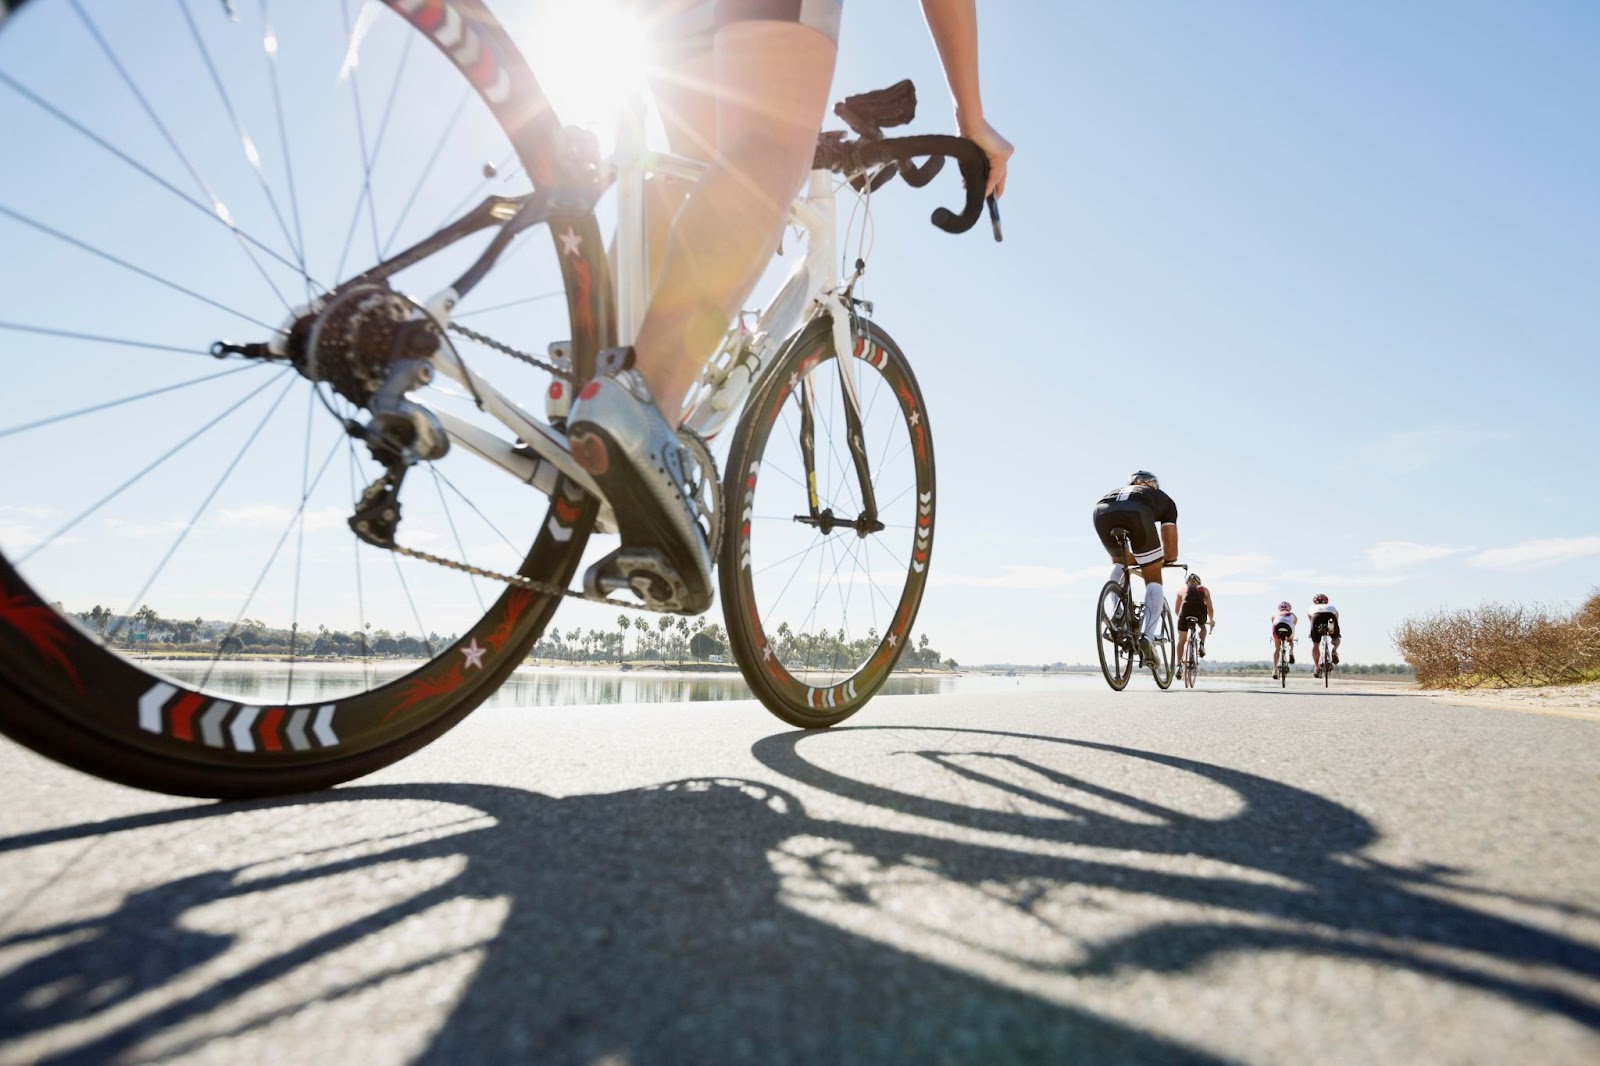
[792,312,883,537]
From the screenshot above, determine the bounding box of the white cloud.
[1364,540,1468,570]
[105,517,192,539]
[1189,552,1274,582]
[1469,536,1600,571]
[934,564,1107,590]
[0,506,62,551]
[212,505,350,535]
[1297,573,1410,588]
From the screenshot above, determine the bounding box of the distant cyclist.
[1093,471,1179,660]
[1174,572,1213,666]
[1309,593,1342,677]
[1270,600,1297,675]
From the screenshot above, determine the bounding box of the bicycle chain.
[446,320,575,382]
[379,322,690,616]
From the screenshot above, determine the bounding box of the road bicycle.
[1178,617,1207,689]
[1094,531,1181,691]
[1315,624,1336,687]
[1272,631,1295,688]
[0,0,998,797]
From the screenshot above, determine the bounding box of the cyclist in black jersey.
[1174,572,1213,666]
[1093,471,1180,660]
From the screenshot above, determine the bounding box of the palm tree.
[617,614,631,661]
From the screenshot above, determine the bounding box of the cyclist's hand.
[958,115,1012,198]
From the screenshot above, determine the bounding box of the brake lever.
[986,195,1003,243]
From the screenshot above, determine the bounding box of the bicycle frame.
[404,89,862,533]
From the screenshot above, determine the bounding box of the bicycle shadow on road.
[1,724,1596,1065]
[0,777,1227,1066]
[751,727,1600,1028]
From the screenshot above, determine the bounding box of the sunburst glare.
[513,0,653,146]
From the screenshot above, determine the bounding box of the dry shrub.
[1393,588,1600,689]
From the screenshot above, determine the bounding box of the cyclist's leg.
[633,21,838,416]
[569,19,836,612]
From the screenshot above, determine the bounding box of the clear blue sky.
[2,2,1596,667]
[818,0,1600,664]
[564,0,1600,664]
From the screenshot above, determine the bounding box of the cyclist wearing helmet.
[568,0,1014,613]
[1174,572,1214,667]
[1270,600,1297,675]
[1309,593,1342,677]
[1093,471,1179,660]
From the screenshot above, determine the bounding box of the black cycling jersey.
[1178,586,1209,620]
[1093,484,1179,565]
[1096,484,1178,524]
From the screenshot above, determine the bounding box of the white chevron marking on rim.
[313,705,339,747]
[139,683,177,734]
[230,706,261,753]
[286,707,313,752]
[200,701,231,748]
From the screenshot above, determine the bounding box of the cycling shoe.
[568,364,713,615]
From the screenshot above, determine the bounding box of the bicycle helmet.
[1186,573,1202,586]
[1129,470,1159,489]
[1313,593,1329,605]
[1278,600,1292,613]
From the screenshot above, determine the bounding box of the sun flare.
[515,0,653,142]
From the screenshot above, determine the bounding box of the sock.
[1143,582,1164,636]
[1109,563,1124,585]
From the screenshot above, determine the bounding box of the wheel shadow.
[0,725,1595,1065]
[751,727,1600,1024]
[0,778,1224,1066]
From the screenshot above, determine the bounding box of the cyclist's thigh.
[713,19,837,158]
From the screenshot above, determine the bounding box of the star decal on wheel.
[762,645,773,661]
[908,410,920,427]
[460,638,487,670]
[887,632,898,647]
[558,226,582,257]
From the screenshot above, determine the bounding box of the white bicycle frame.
[410,89,867,530]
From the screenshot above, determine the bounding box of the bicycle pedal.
[583,547,698,614]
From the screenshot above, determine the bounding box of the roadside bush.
[1393,589,1600,688]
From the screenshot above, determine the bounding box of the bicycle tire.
[720,318,933,727]
[1151,602,1175,690]
[1095,581,1135,691]
[0,0,610,797]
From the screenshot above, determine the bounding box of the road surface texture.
[2,680,1596,1065]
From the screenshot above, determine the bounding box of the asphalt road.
[2,678,1597,1065]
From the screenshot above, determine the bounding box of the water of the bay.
[142,660,1168,709]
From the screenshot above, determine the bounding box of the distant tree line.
[63,603,954,672]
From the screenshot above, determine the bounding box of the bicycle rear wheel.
[0,1,610,796]
[1150,602,1175,690]
[1182,632,1196,688]
[720,319,934,728]
[1095,581,1134,691]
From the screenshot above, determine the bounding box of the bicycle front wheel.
[0,1,610,796]
[720,319,934,728]
[1095,582,1135,691]
[1151,603,1175,689]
